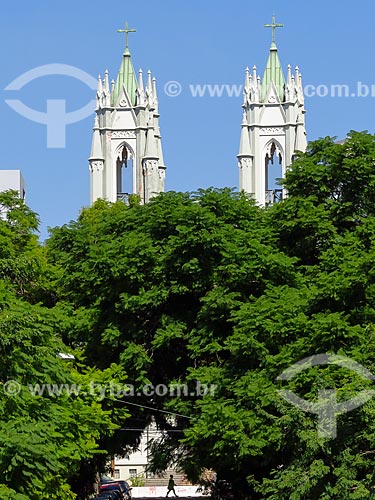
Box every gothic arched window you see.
[116,144,133,202]
[265,141,283,205]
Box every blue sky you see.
[1,0,374,240]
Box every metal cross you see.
[264,15,284,43]
[117,21,136,48]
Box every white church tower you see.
[89,22,166,205]
[237,16,307,206]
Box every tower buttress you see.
[88,116,104,202]
[238,110,253,193]
[237,16,307,206]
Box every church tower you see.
[237,16,307,206]
[89,22,166,205]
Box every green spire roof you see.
[112,22,138,106]
[112,48,138,106]
[262,15,285,101]
[261,41,285,101]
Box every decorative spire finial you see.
[264,14,284,44]
[117,21,136,49]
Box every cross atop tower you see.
[117,21,136,49]
[264,15,284,44]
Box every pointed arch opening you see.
[264,140,283,205]
[115,142,134,203]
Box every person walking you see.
[166,474,178,497]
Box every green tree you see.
[0,192,121,499]
[47,131,375,498]
[47,188,298,494]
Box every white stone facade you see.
[238,44,307,205]
[0,170,26,200]
[113,428,149,481]
[89,44,165,205]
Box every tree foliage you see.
[0,192,118,499]
[48,131,375,498]
[6,130,375,499]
